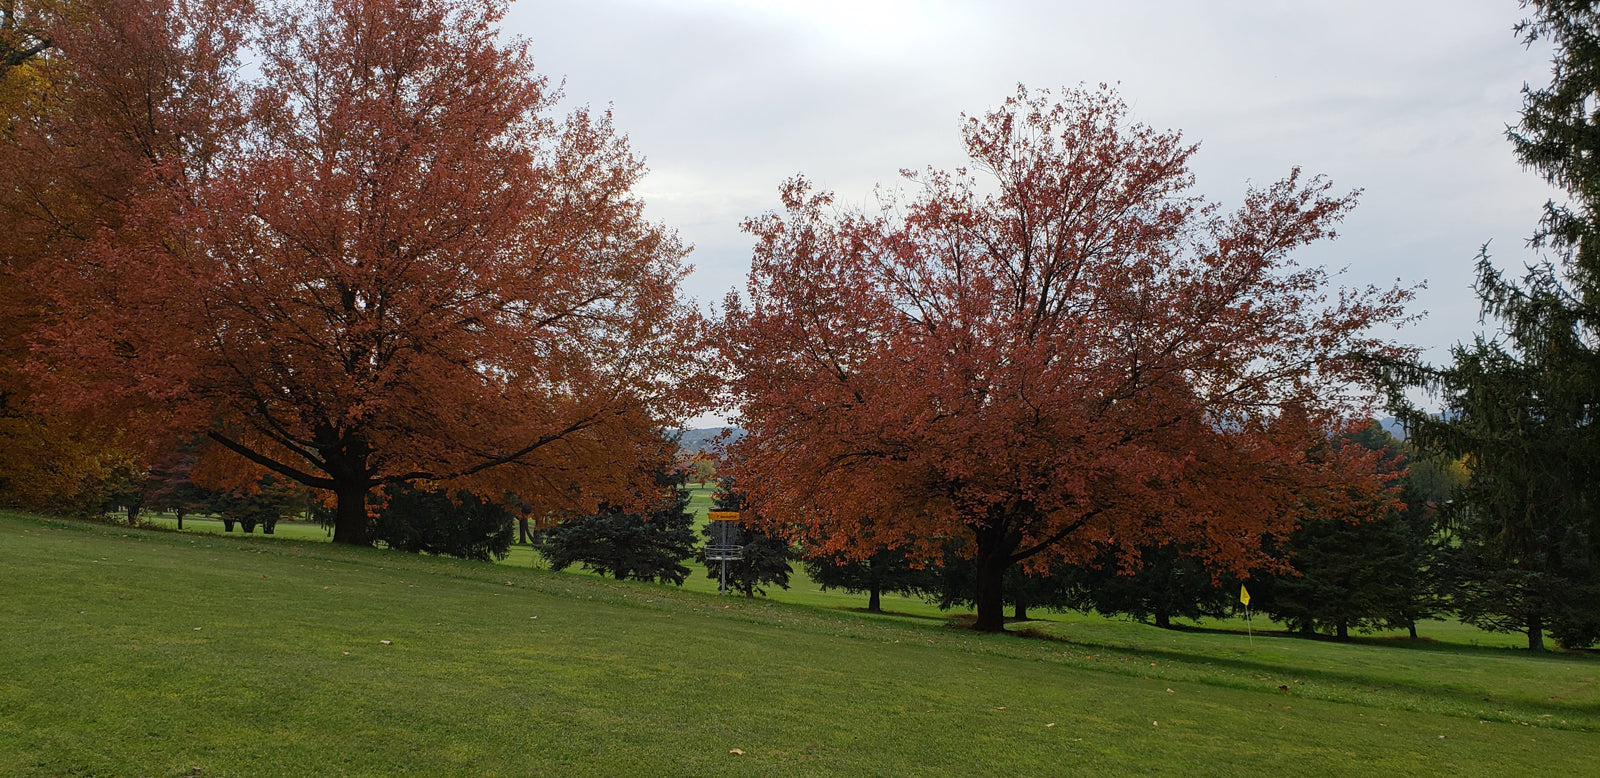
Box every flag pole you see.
[1240,584,1254,649]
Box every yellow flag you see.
[1239,585,1251,606]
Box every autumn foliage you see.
[10,0,703,541]
[718,86,1415,631]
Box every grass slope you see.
[2,510,1595,776]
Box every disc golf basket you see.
[705,511,744,595]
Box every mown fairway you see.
[2,510,1596,777]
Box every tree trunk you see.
[222,518,235,532]
[176,510,185,530]
[972,532,1013,632]
[126,505,140,526]
[1336,622,1349,640]
[867,583,882,613]
[331,480,371,546]
[1407,620,1418,640]
[518,516,534,545]
[1528,613,1545,651]
[1013,600,1029,621]
[1154,606,1172,630]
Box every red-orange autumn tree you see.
[718,86,1416,632]
[26,0,703,543]
[0,0,239,510]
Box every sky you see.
[503,1,1560,427]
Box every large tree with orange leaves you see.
[19,0,702,543]
[0,0,234,511]
[719,86,1416,631]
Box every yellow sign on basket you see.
[707,511,741,522]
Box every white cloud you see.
[506,0,1564,425]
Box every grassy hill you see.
[2,509,1596,776]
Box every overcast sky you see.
[504,1,1559,427]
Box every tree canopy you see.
[720,85,1415,631]
[14,0,704,543]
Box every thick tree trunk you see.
[972,535,1012,633]
[1336,622,1349,640]
[1407,620,1418,640]
[1528,613,1545,651]
[331,481,371,546]
[1154,606,1172,630]
[1013,600,1029,621]
[222,518,235,532]
[126,505,140,526]
[176,510,185,530]
[867,583,882,613]
[518,517,534,545]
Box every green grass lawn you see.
[2,509,1596,776]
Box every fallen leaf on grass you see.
[380,640,392,645]
[193,627,202,631]
[1166,688,1175,694]
[729,748,744,756]
[1046,723,1055,728]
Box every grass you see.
[3,508,1597,776]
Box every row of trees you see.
[1,0,705,550]
[794,422,1471,639]
[5,0,1590,649]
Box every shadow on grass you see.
[1110,620,1598,661]
[1005,624,1600,728]
[827,606,952,624]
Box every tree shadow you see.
[1006,625,1600,725]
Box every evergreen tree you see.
[372,484,515,562]
[208,475,301,535]
[928,539,1075,621]
[539,459,698,585]
[1259,424,1448,639]
[805,548,938,613]
[1062,543,1237,629]
[1383,1,1600,650]
[699,477,795,597]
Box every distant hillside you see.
[1378,416,1406,440]
[676,427,743,455]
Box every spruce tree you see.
[1063,543,1237,630]
[1384,0,1600,650]
[372,485,515,561]
[538,460,698,585]
[805,548,939,614]
[1259,424,1450,640]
